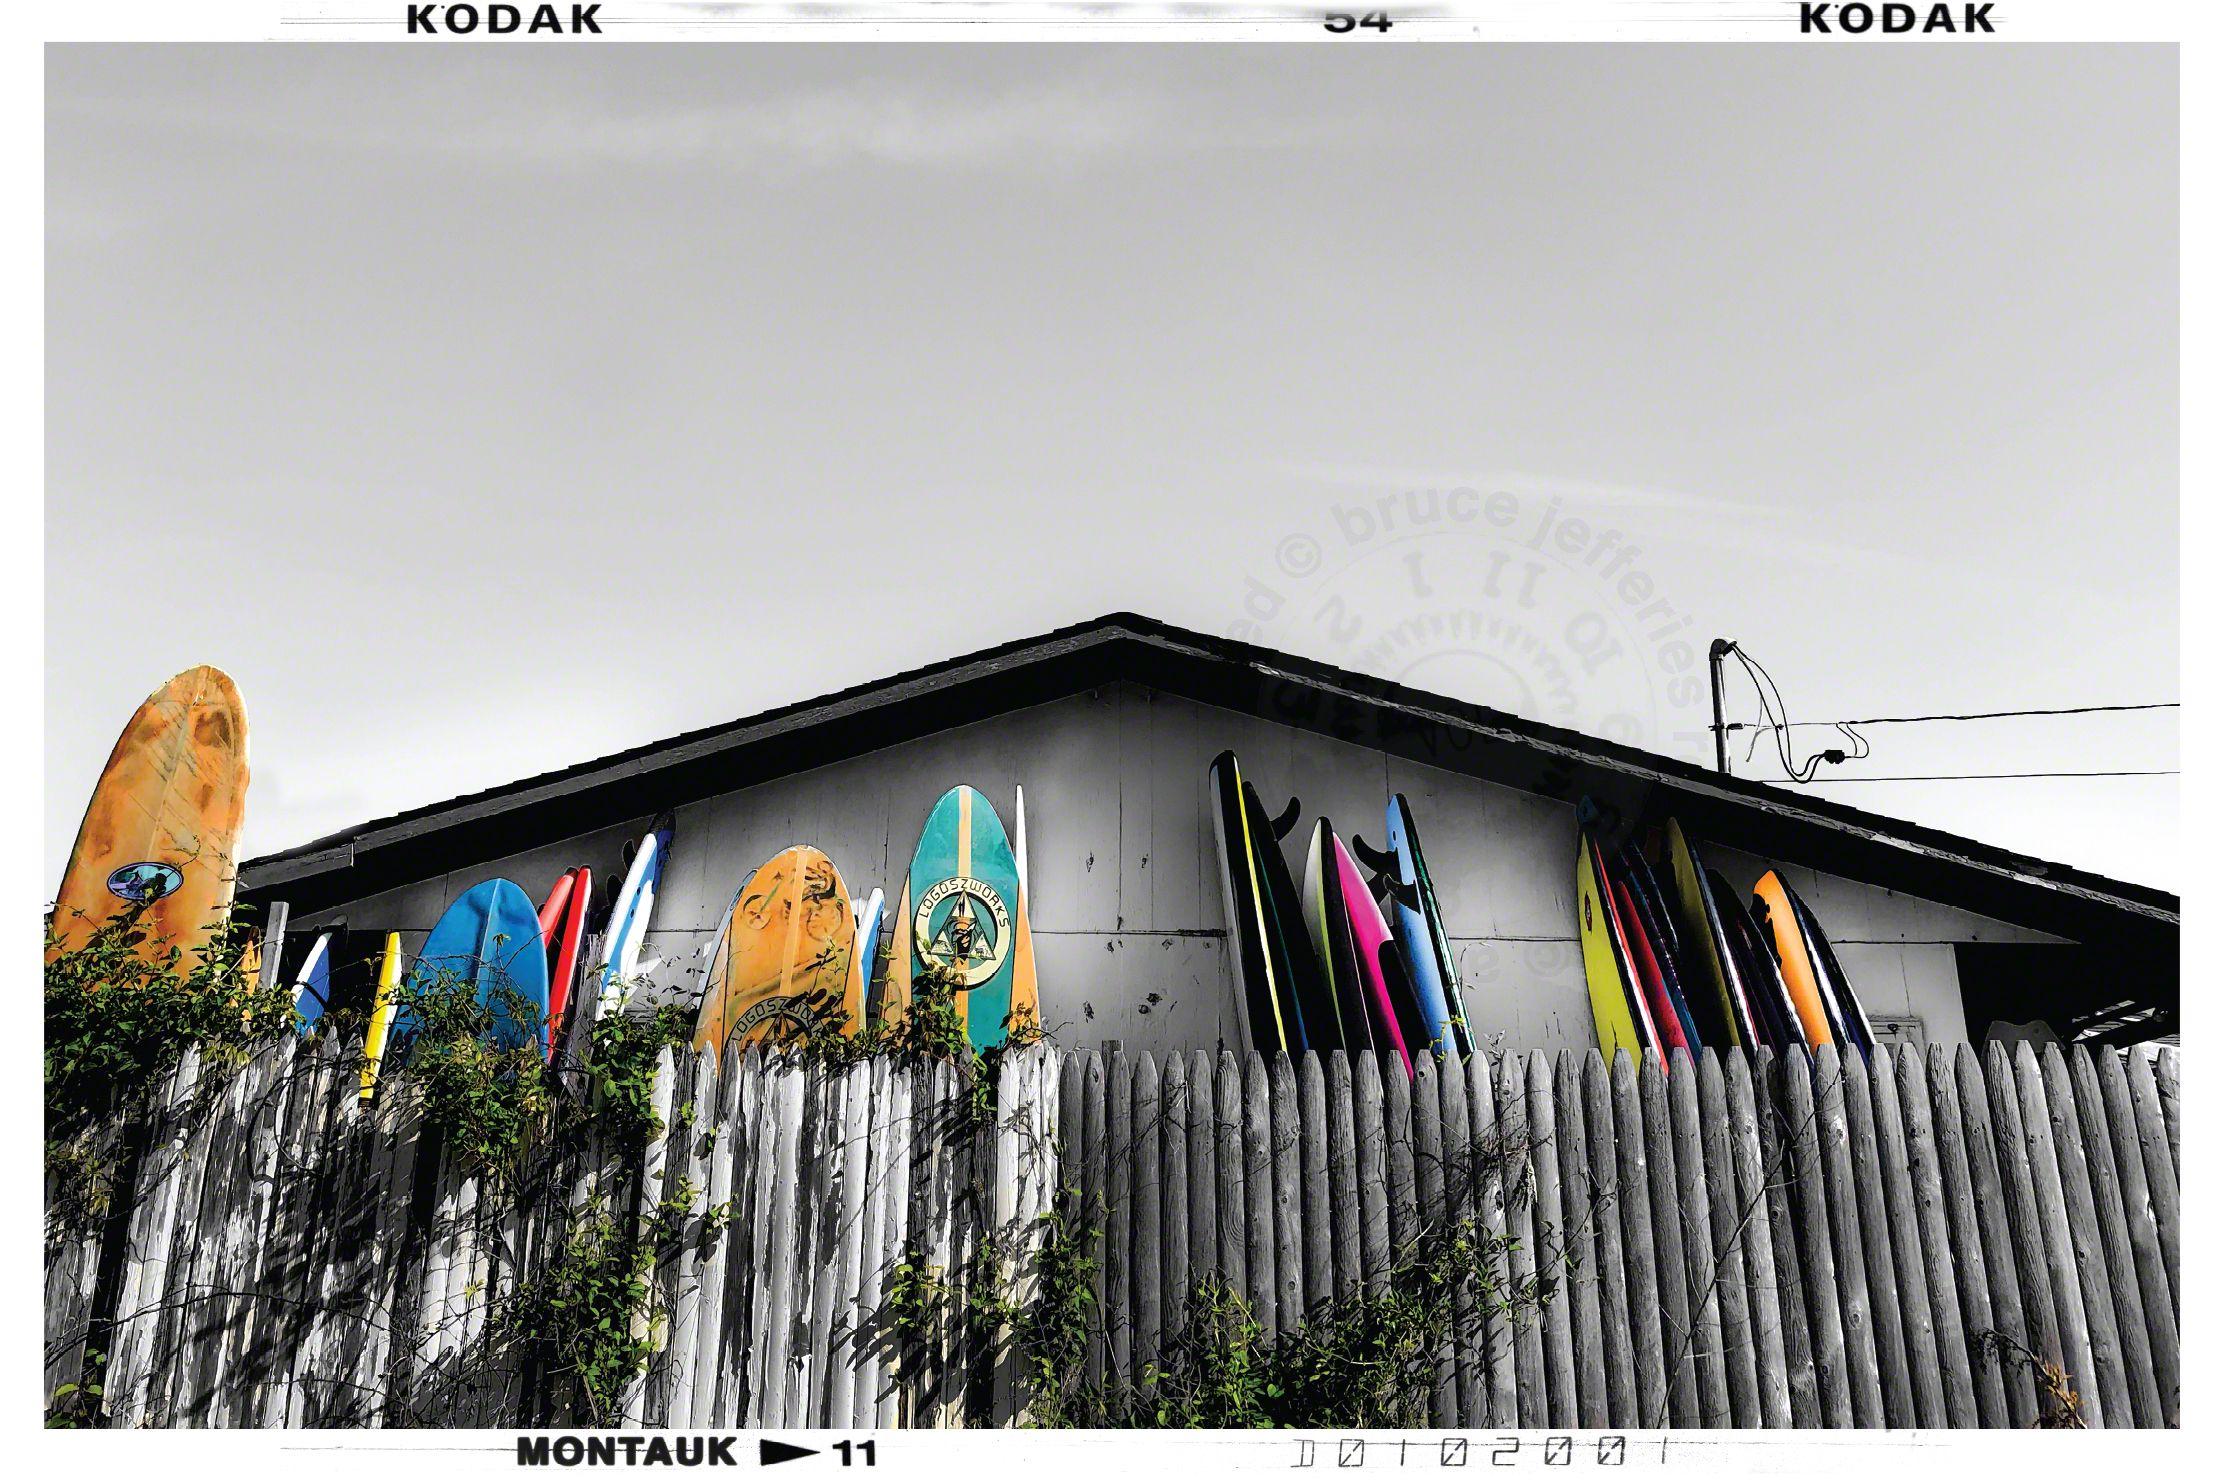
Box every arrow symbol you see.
[759,1440,820,1467]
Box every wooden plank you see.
[1270,1054,1304,1342]
[754,1056,807,1427]
[1854,1043,1934,1426]
[1580,1052,1638,1428]
[1524,1050,1577,1427]
[1131,1052,1164,1391]
[1242,1053,1276,1335]
[1978,1042,2062,1425]
[661,1048,716,1426]
[1412,1054,1455,1426]
[1381,1052,1420,1421]
[944,1058,981,1429]
[1609,1051,1668,1427]
[352,1077,427,1428]
[1162,1050,1194,1350]
[1636,1051,1698,1426]
[1214,1050,1246,1299]
[1469,1050,1516,1428]
[2120,1049,2179,1316]
[1051,1049,1084,1421]
[1723,1050,1792,1427]
[873,1054,914,1429]
[620,1048,678,1425]
[1444,1052,1486,1426]
[2094,1047,2178,1425]
[1835,1046,1919,1427]
[1809,1047,1883,1427]
[1890,1043,1978,1427]
[2152,1047,2179,1177]
[691,1049,745,1426]
[1491,1052,1542,1425]
[990,1050,1025,1428]
[728,1051,780,1428]
[1352,1051,1390,1301]
[2052,1045,2155,1427]
[1079,1050,1109,1406]
[1296,1054,1332,1318]
[145,1052,235,1425]
[2006,1043,2102,1426]
[808,1065,853,1426]
[210,1041,303,1425]
[1105,1050,1134,1394]
[171,1051,258,1424]
[1695,1051,1760,1428]
[2032,1043,2133,1427]
[1919,1046,2007,1428]
[1665,1052,1729,1428]
[1777,1049,1851,1427]
[1186,1049,1217,1309]
[1327,1053,1362,1305]
[826,1058,874,1427]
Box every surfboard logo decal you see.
[913,875,1012,987]
[107,861,184,903]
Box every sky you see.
[46,43,2178,892]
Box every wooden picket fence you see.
[44,1037,2178,1429]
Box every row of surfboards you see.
[1209,750,1877,1070]
[280,784,1043,1098]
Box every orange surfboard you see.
[50,666,249,966]
[1753,870,1834,1049]
[692,846,859,1051]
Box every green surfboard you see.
[904,784,1026,1051]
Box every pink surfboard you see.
[1330,832,1413,1076]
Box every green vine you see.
[44,904,293,1231]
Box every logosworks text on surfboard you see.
[517,1435,738,1467]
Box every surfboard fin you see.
[1268,795,1302,840]
[1350,835,1398,876]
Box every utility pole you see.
[1709,639,1734,774]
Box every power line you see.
[1724,700,2178,733]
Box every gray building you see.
[241,614,2179,1052]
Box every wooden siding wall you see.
[46,1039,2178,1430]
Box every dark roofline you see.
[240,612,2178,944]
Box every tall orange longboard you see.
[1753,870,1836,1050]
[692,846,859,1051]
[50,666,249,965]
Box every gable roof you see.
[239,612,2178,948]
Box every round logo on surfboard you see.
[913,876,1012,987]
[107,861,184,903]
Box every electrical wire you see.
[1724,700,2177,733]
[1724,641,1867,783]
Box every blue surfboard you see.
[395,878,552,1055]
[1387,794,1475,1057]
[292,930,334,1033]
[1383,796,1460,1056]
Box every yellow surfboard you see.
[693,847,859,1051]
[1576,833,1645,1062]
[50,666,249,966]
[1753,871,1835,1049]
[361,931,403,1100]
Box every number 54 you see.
[1325,11,1392,32]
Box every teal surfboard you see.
[904,785,1025,1051]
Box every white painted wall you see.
[287,683,2054,1051]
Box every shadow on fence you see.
[45,1037,2179,1430]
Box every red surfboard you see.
[540,866,591,1061]
[1612,878,1688,1059]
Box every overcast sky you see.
[47,43,2177,892]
